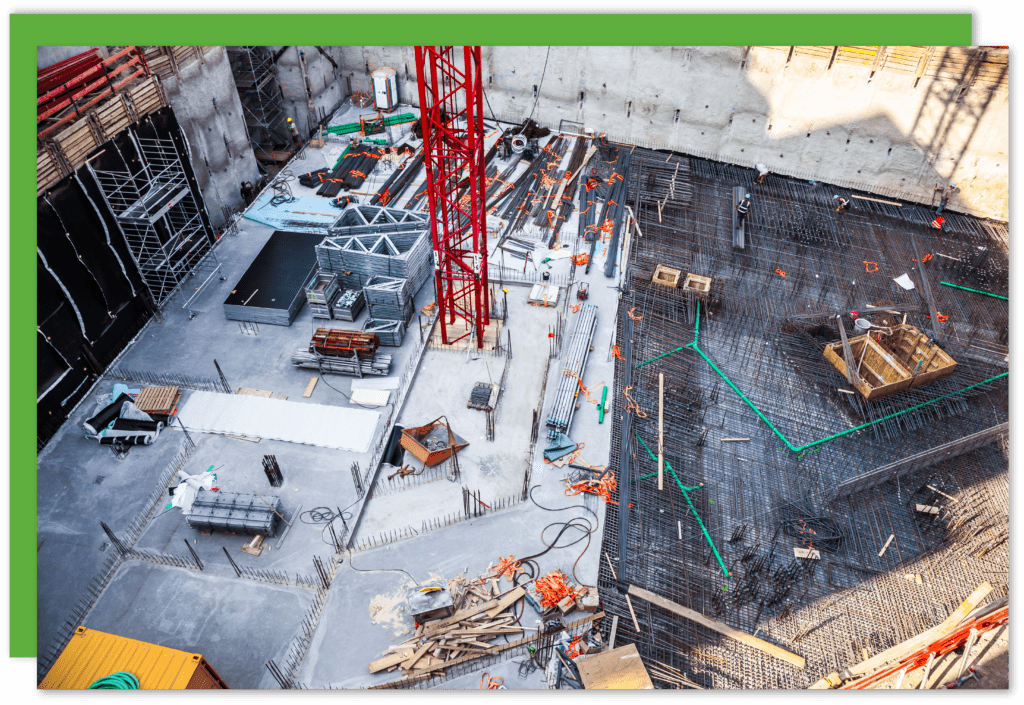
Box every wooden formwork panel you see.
[37,146,65,195]
[53,119,100,171]
[824,324,956,400]
[93,95,132,141]
[884,46,928,73]
[128,77,165,117]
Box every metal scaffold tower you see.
[90,134,221,311]
[414,46,489,347]
[227,46,286,160]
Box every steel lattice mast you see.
[414,46,489,347]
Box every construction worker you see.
[735,193,752,223]
[936,184,958,215]
[756,163,770,184]
[287,117,300,145]
[833,195,851,212]
[239,181,254,205]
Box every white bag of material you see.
[893,273,916,290]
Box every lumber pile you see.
[369,562,543,678]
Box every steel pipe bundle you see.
[546,304,598,438]
[291,349,393,376]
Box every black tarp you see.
[37,106,213,449]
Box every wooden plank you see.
[628,585,806,668]
[368,647,415,673]
[303,377,319,398]
[658,373,664,491]
[371,612,606,685]
[400,640,435,671]
[484,586,526,618]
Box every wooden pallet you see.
[53,119,101,172]
[135,386,181,415]
[92,94,132,142]
[37,145,65,195]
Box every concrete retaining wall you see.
[159,46,260,229]
[272,46,347,138]
[337,46,1008,221]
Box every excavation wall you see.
[338,46,1008,220]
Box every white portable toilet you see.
[371,67,398,112]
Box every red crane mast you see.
[414,46,489,347]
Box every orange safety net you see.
[535,570,584,608]
[863,261,879,273]
[775,269,786,278]
[571,253,589,266]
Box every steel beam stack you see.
[546,304,599,439]
[185,490,280,536]
[315,228,432,294]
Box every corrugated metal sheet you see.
[40,627,203,689]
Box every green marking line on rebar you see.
[939,281,1008,300]
[660,300,1008,454]
[634,434,729,578]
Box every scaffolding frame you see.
[90,133,220,311]
[227,46,286,161]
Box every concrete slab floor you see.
[37,109,629,687]
[295,488,604,689]
[83,561,317,689]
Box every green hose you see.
[685,300,1008,453]
[939,281,1008,301]
[88,672,139,689]
[634,434,729,578]
[598,386,608,423]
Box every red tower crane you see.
[414,46,489,347]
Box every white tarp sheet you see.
[176,391,380,452]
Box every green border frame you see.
[11,12,972,659]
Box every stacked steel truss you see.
[90,135,220,309]
[227,46,286,160]
[415,46,489,347]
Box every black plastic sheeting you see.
[37,106,214,450]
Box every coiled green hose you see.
[88,672,139,689]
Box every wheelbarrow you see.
[399,416,469,467]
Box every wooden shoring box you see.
[652,265,681,288]
[682,272,712,298]
[824,324,956,400]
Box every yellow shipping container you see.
[40,627,228,690]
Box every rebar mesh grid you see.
[596,151,1009,689]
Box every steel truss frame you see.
[414,46,489,347]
